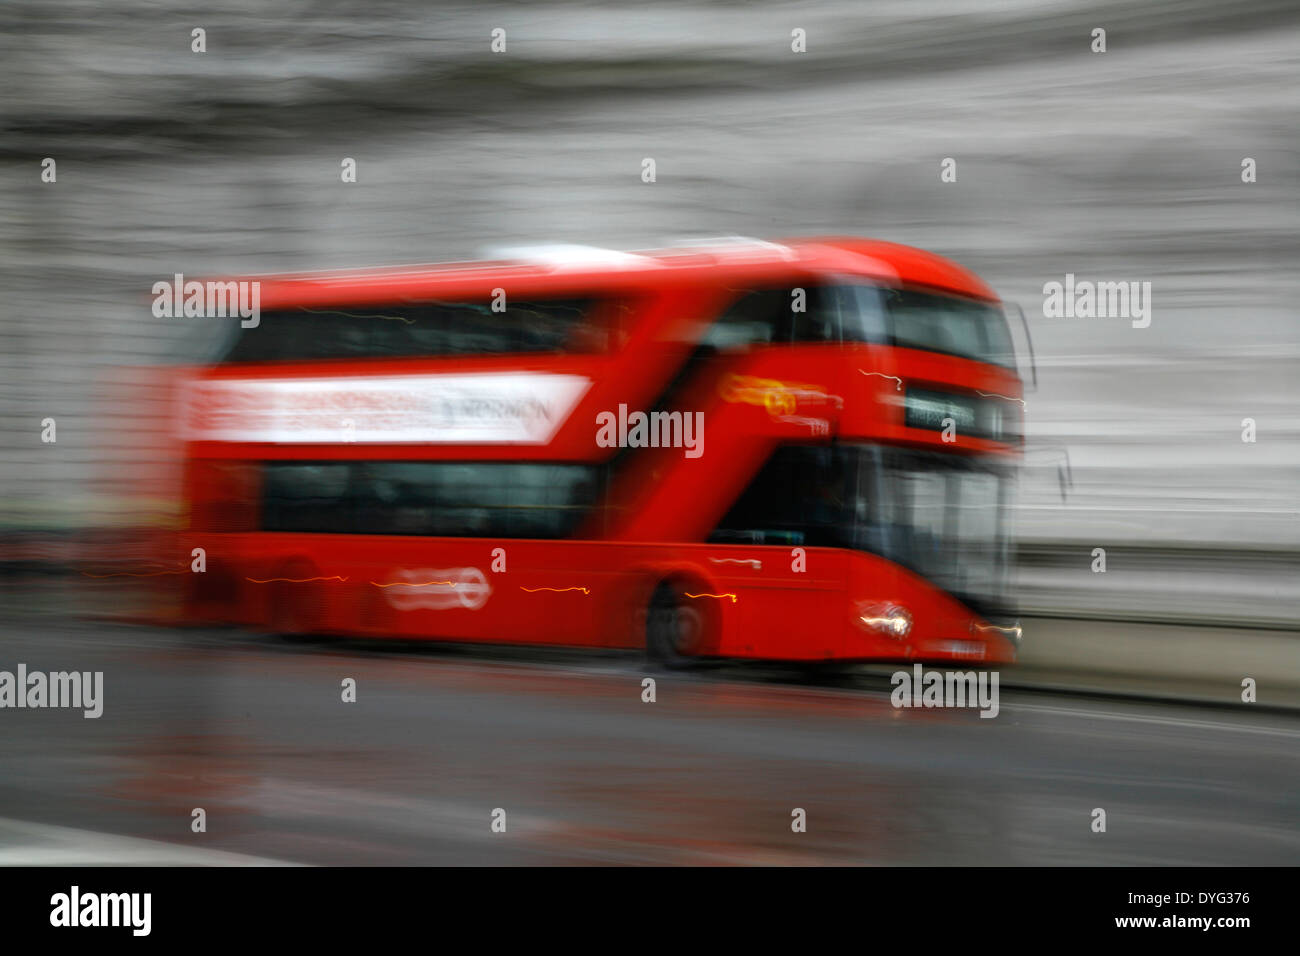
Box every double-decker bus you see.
[175,237,1025,665]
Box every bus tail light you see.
[855,602,912,640]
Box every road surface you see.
[0,620,1295,865]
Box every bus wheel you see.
[646,581,706,669]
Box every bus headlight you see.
[855,602,912,640]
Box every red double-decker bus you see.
[175,237,1025,665]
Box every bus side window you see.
[702,289,784,350]
[790,285,852,343]
[705,286,850,347]
[260,461,600,539]
[709,445,849,547]
[567,298,635,352]
[841,285,890,344]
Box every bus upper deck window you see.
[840,285,889,345]
[703,289,783,350]
[787,286,840,343]
[222,297,609,362]
[706,285,850,349]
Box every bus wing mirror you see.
[1025,443,1073,503]
[1006,302,1037,391]
[1057,454,1073,503]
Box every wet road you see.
[0,620,1295,865]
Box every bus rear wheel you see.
[646,581,707,669]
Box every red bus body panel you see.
[164,238,1021,664]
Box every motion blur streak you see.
[0,0,1297,865]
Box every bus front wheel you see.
[646,581,707,669]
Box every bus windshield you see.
[710,443,1014,619]
[868,287,1015,370]
[865,446,1013,618]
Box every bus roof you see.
[234,237,999,311]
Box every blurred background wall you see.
[1,0,1296,624]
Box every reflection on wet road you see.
[1,622,1294,865]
